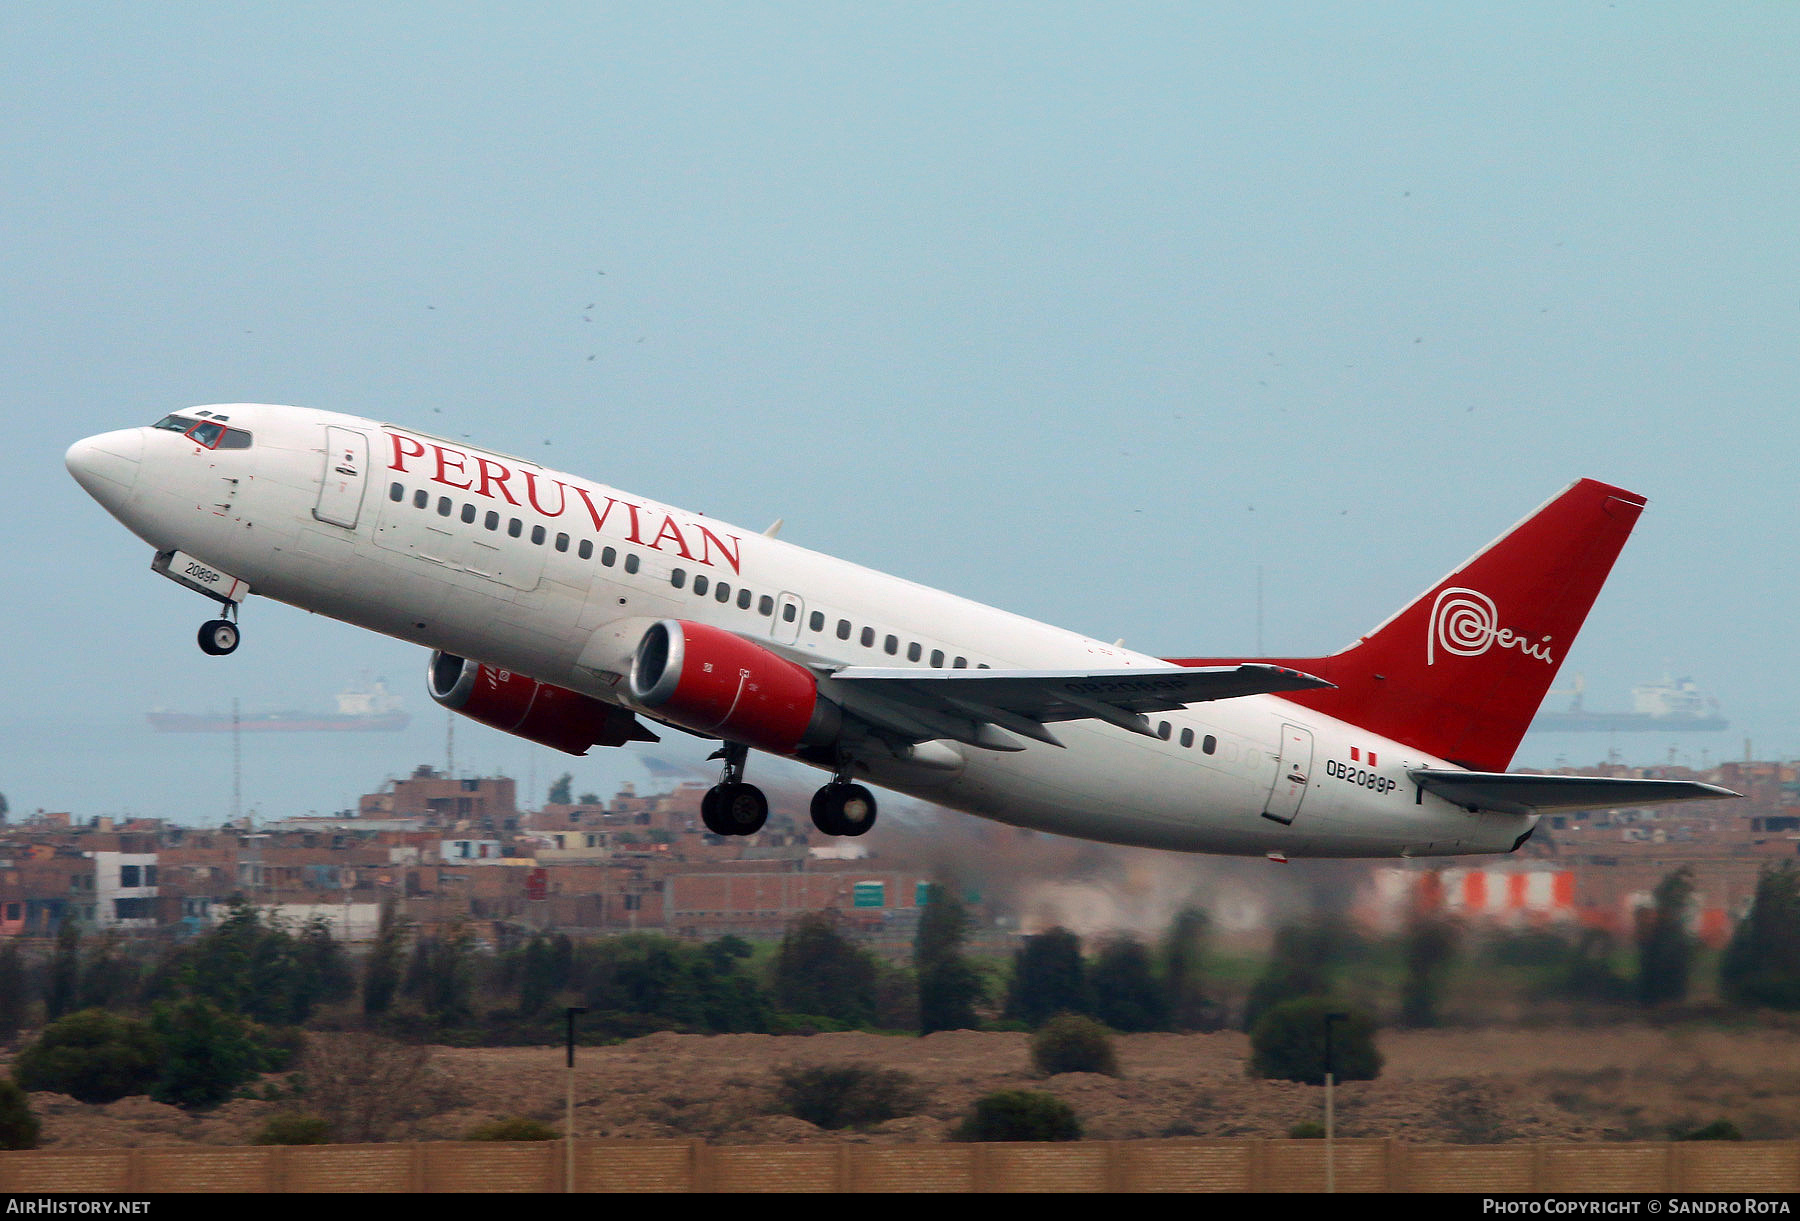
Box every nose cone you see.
[66,429,144,514]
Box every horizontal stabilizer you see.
[1409,769,1739,816]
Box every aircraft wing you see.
[1409,769,1740,816]
[819,663,1332,751]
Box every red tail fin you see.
[1169,479,1647,771]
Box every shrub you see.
[11,1009,159,1103]
[0,1078,39,1150]
[1031,1014,1120,1077]
[1288,1121,1325,1139]
[773,1064,922,1130]
[254,1112,332,1145]
[464,1116,559,1141]
[1677,1119,1743,1141]
[1247,997,1381,1084]
[954,1090,1081,1142]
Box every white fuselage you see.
[69,404,1531,858]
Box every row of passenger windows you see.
[390,483,641,572]
[1156,721,1218,754]
[390,480,986,671]
[669,565,983,668]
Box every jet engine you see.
[628,619,839,754]
[428,652,657,755]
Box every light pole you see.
[1324,1011,1347,1194]
[565,1006,588,1193]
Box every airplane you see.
[66,404,1735,858]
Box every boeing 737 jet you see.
[66,404,1733,858]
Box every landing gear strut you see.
[701,743,768,837]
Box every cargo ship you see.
[147,681,409,733]
[1533,674,1728,733]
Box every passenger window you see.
[579,540,593,560]
[759,595,775,616]
[1203,735,1217,754]
[737,588,752,610]
[716,582,731,603]
[907,642,921,662]
[531,525,546,545]
[507,518,522,537]
[555,533,569,552]
[624,553,639,574]
[485,511,499,530]
[860,627,875,648]
[671,568,686,590]
[389,483,404,502]
[953,657,967,669]
[461,504,476,524]
[693,575,708,596]
[810,611,824,632]
[602,546,616,566]
[438,497,453,516]
[1158,721,1172,740]
[884,635,898,655]
[413,490,428,509]
[1180,728,1194,748]
[837,619,851,640]
[930,649,944,667]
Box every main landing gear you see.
[810,772,877,838]
[701,743,769,837]
[698,747,880,839]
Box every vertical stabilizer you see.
[1169,479,1647,771]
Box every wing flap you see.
[1409,769,1740,816]
[822,663,1332,748]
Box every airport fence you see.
[3,1137,1798,1192]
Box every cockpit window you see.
[152,413,251,449]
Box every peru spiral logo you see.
[1428,587,1499,666]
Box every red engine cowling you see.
[627,619,839,754]
[428,652,657,756]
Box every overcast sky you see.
[5,4,1796,824]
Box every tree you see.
[11,1009,159,1103]
[914,884,982,1034]
[44,920,80,1022]
[1160,906,1221,1031]
[1004,928,1090,1026]
[362,899,408,1018]
[1721,866,1800,1010]
[0,1078,37,1150]
[1243,921,1342,1032]
[547,773,573,805]
[300,1033,440,1143]
[1248,997,1382,1084]
[773,913,878,1027]
[0,941,28,1042]
[1090,936,1166,1032]
[150,998,271,1109]
[1400,915,1460,1027]
[1637,867,1695,1006]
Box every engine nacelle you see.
[628,619,839,755]
[428,652,656,756]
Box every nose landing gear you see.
[197,609,240,656]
